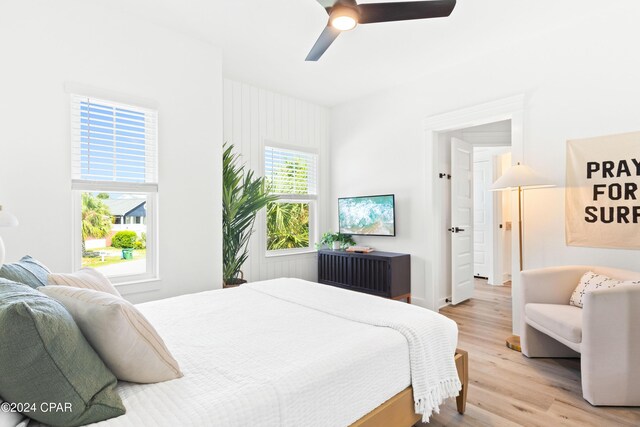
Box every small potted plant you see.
[317,232,356,250]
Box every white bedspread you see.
[246,279,461,422]
[86,278,458,427]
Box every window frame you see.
[263,143,319,257]
[70,93,159,285]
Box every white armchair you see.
[520,265,640,406]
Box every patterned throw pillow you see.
[570,271,640,308]
[40,286,183,384]
[48,268,121,296]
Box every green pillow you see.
[0,280,125,426]
[0,255,51,288]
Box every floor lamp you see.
[0,205,19,269]
[491,163,555,351]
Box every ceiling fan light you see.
[330,6,359,31]
[331,15,357,31]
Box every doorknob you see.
[448,227,465,233]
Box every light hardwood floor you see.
[426,279,640,427]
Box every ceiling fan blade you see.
[314,0,336,7]
[359,0,456,24]
[305,25,341,61]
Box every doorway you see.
[423,95,524,335]
[437,121,512,306]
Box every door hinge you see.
[438,173,451,179]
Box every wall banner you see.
[566,131,640,249]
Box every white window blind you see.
[71,95,158,186]
[264,146,318,197]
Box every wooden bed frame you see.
[350,349,468,427]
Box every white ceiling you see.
[113,0,601,106]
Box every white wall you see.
[223,79,330,282]
[0,0,223,303]
[330,7,640,310]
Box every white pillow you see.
[0,400,26,427]
[39,286,183,384]
[570,271,640,308]
[47,268,121,296]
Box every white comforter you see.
[90,278,458,427]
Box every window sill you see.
[264,249,317,258]
[114,277,161,296]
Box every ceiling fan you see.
[306,0,457,61]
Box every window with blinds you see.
[264,146,317,197]
[71,95,158,185]
[70,94,158,283]
[264,145,318,254]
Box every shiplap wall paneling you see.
[223,79,330,283]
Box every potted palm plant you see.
[223,144,277,288]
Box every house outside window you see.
[264,145,318,255]
[71,95,158,283]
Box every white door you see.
[451,137,474,305]
[473,150,492,279]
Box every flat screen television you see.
[338,194,395,236]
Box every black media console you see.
[317,249,411,303]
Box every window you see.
[264,145,318,254]
[71,95,158,283]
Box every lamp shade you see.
[0,206,19,227]
[491,163,555,191]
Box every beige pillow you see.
[39,286,183,384]
[48,268,121,296]
[570,271,640,308]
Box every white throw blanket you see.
[246,278,461,422]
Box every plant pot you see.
[223,278,247,288]
[332,242,341,250]
[223,271,247,288]
[122,248,134,260]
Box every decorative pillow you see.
[40,286,183,384]
[0,279,125,426]
[570,271,640,308]
[0,399,26,427]
[0,255,50,289]
[48,268,121,296]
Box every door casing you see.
[423,95,525,335]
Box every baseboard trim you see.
[410,296,427,308]
[410,296,452,311]
[438,296,451,310]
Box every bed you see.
[86,278,467,427]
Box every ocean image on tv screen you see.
[339,195,395,236]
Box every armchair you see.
[520,265,640,406]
